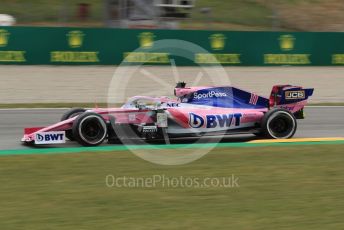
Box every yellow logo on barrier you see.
[279,34,295,51]
[138,32,155,49]
[67,31,84,48]
[210,34,226,50]
[0,29,10,47]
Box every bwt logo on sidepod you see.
[193,91,227,100]
[189,113,242,128]
[35,131,66,144]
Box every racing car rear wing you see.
[269,85,314,117]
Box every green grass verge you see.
[2,0,272,27]
[1,145,344,229]
[0,0,310,31]
[2,0,342,31]
[187,0,272,28]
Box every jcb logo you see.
[285,90,305,100]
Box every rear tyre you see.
[261,108,297,139]
[61,108,86,141]
[72,112,107,146]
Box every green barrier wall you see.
[1,26,344,66]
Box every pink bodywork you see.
[22,108,156,142]
[22,85,311,143]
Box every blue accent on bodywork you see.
[183,87,269,109]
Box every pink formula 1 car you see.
[22,82,314,147]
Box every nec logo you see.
[285,90,305,100]
[35,131,65,144]
[166,103,180,107]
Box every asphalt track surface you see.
[0,107,343,150]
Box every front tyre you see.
[61,108,86,141]
[61,108,86,121]
[72,112,108,146]
[261,109,297,139]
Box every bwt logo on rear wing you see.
[35,131,66,144]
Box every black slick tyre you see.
[61,108,86,141]
[261,108,297,139]
[72,112,107,146]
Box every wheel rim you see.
[267,112,295,138]
[79,115,107,144]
